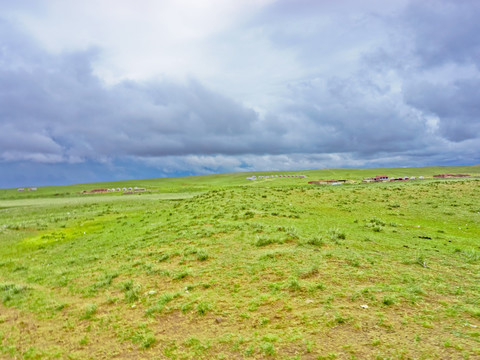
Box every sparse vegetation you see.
[0,167,479,358]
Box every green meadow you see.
[0,166,479,359]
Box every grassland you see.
[0,166,479,359]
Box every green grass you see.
[0,166,479,358]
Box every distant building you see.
[82,188,109,194]
[363,175,389,183]
[434,174,470,178]
[28,187,37,191]
[309,180,345,185]
[17,188,25,191]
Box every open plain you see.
[0,166,479,359]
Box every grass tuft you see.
[81,303,97,320]
[0,283,29,304]
[327,228,346,242]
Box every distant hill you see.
[1,165,479,200]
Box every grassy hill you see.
[1,165,479,200]
[0,166,479,359]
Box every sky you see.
[1,0,479,187]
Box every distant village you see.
[246,173,472,185]
[15,186,148,194]
[14,173,474,193]
[360,173,470,183]
[81,187,147,194]
[246,174,307,181]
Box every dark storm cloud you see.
[277,75,429,155]
[258,0,480,154]
[1,0,480,188]
[399,0,480,143]
[232,0,433,158]
[404,78,480,142]
[2,11,431,168]
[403,0,480,69]
[0,20,266,164]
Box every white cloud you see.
[5,0,275,84]
[1,0,480,187]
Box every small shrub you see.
[244,211,255,219]
[159,292,176,305]
[327,228,346,242]
[349,259,360,268]
[312,282,326,291]
[196,251,209,261]
[184,336,210,353]
[304,236,324,247]
[408,286,425,296]
[255,236,274,247]
[416,254,428,268]
[462,250,480,263]
[288,278,301,291]
[0,283,29,304]
[369,217,386,226]
[244,345,255,356]
[260,342,275,356]
[382,296,396,306]
[121,281,141,303]
[173,271,189,280]
[157,253,169,262]
[197,301,211,315]
[333,313,348,324]
[285,226,299,239]
[141,334,156,349]
[121,280,133,291]
[259,317,270,326]
[299,265,319,278]
[262,333,278,342]
[132,329,156,349]
[255,236,283,247]
[365,217,386,232]
[145,292,178,317]
[181,302,193,313]
[93,272,119,290]
[260,253,278,261]
[81,303,97,319]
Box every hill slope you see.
[0,167,479,359]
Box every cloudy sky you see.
[1,0,479,187]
